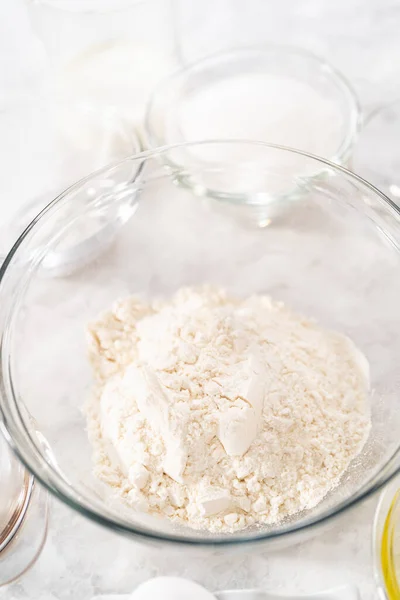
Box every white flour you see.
[86,287,370,532]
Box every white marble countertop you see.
[0,495,380,599]
[1,0,399,597]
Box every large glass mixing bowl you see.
[1,141,400,549]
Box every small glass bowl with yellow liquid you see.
[374,476,400,599]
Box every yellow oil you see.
[381,489,400,599]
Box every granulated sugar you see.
[85,286,370,532]
[170,74,345,159]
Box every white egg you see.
[131,577,216,600]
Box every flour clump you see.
[86,286,371,532]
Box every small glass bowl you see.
[373,476,400,599]
[144,46,361,166]
[144,47,362,225]
[0,433,48,586]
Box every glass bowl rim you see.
[144,44,362,167]
[1,139,400,547]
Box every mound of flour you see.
[85,287,370,532]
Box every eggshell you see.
[131,577,216,600]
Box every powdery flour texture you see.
[86,287,370,532]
